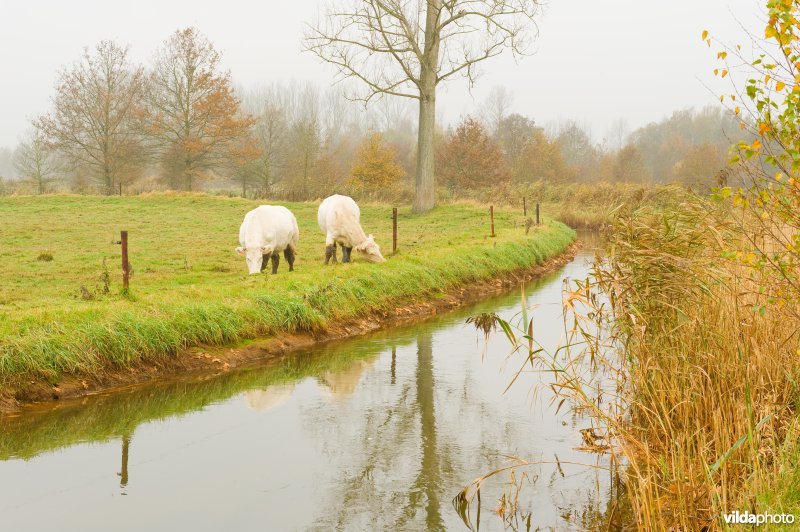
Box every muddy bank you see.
[1,243,579,411]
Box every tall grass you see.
[583,200,800,528]
[460,196,800,528]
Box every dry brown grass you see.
[582,200,800,529]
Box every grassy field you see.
[0,193,575,385]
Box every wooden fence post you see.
[392,207,398,254]
[536,203,540,225]
[490,205,495,237]
[121,230,130,292]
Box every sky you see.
[0,0,765,149]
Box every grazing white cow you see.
[317,194,385,264]
[236,205,299,274]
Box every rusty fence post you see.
[121,230,130,292]
[392,207,398,254]
[523,197,527,216]
[490,205,495,237]
[536,203,540,225]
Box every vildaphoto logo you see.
[723,510,796,526]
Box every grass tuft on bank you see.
[0,194,574,385]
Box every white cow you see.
[317,194,385,264]
[236,205,299,274]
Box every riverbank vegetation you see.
[587,200,800,528]
[593,6,800,526]
[484,5,800,527]
[0,194,574,388]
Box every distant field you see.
[0,194,575,383]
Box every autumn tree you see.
[306,1,540,212]
[438,116,510,189]
[145,28,255,191]
[628,106,739,182]
[516,129,570,183]
[612,144,650,182]
[349,133,405,187]
[707,0,800,311]
[37,40,146,194]
[673,142,725,187]
[495,113,536,169]
[14,130,60,194]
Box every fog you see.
[0,0,763,150]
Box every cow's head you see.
[236,245,273,274]
[355,235,385,263]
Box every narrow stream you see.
[0,235,616,531]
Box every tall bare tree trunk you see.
[413,0,442,213]
[414,93,436,212]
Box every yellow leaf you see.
[701,30,709,41]
[759,123,771,134]
[766,25,778,39]
[717,51,728,60]
[752,139,762,149]
[735,106,741,115]
[714,69,719,76]
[776,80,787,91]
[766,74,772,84]
[722,69,728,78]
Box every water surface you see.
[0,238,614,531]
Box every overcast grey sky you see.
[0,0,764,149]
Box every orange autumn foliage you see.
[437,117,511,190]
[348,133,405,187]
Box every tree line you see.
[2,27,740,199]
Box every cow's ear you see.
[235,247,245,256]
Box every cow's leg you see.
[324,244,337,265]
[324,234,338,265]
[284,246,295,272]
[260,253,270,272]
[271,253,280,274]
[341,243,352,263]
[344,246,353,263]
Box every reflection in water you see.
[245,384,296,412]
[415,332,444,531]
[0,237,618,531]
[391,346,397,385]
[119,433,131,490]
[317,358,376,398]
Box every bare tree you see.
[306,0,539,212]
[284,84,322,199]
[14,130,60,194]
[145,27,255,191]
[0,148,15,180]
[606,117,629,151]
[482,85,515,136]
[37,41,146,195]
